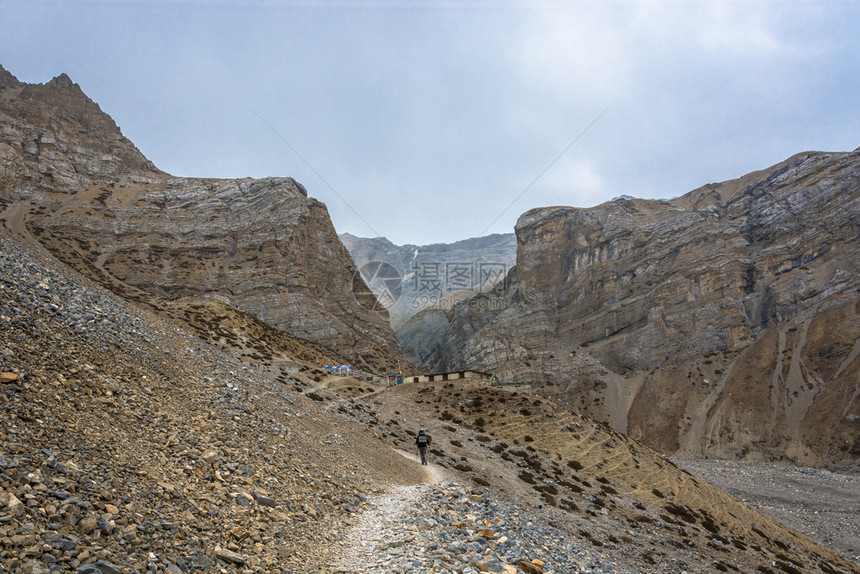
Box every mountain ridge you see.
[0,66,407,375]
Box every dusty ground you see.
[342,378,860,573]
[677,458,860,565]
[4,228,859,573]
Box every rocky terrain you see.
[340,233,517,329]
[401,148,860,468]
[0,65,403,374]
[0,230,426,573]
[3,64,860,573]
[675,459,860,565]
[3,229,859,573]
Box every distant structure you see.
[409,370,492,384]
[196,291,236,306]
[325,365,353,376]
[492,380,533,393]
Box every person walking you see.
[416,428,431,465]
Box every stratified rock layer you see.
[405,149,860,467]
[341,232,517,329]
[0,66,402,372]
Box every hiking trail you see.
[331,448,451,572]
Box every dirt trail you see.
[393,447,450,484]
[332,448,451,572]
[1,202,40,246]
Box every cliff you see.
[341,232,517,328]
[402,149,860,467]
[0,66,404,373]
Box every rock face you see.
[0,66,402,372]
[404,149,860,467]
[340,232,517,328]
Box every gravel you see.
[676,458,860,565]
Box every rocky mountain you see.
[0,230,427,573]
[2,230,858,573]
[0,65,404,374]
[2,65,859,572]
[401,148,860,469]
[340,232,517,328]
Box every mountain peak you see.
[47,72,77,89]
[0,64,23,88]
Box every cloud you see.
[540,156,605,204]
[3,0,858,246]
[695,2,782,55]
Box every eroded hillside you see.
[0,66,403,374]
[402,149,860,468]
[0,231,424,573]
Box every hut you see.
[407,370,493,384]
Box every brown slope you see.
[353,378,859,573]
[165,296,417,377]
[0,230,424,573]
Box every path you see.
[393,447,451,484]
[331,448,450,572]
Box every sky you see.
[2,0,858,245]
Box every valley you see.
[1,65,858,573]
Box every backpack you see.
[418,433,428,445]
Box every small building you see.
[325,365,354,376]
[197,291,236,306]
[408,370,493,384]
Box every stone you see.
[252,491,277,508]
[215,547,246,564]
[3,492,23,509]
[93,560,122,574]
[518,560,543,574]
[77,515,98,534]
[45,533,78,551]
[0,372,19,384]
[96,516,113,533]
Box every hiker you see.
[416,428,431,465]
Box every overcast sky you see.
[2,1,858,245]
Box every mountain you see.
[2,230,858,573]
[400,149,860,469]
[340,232,517,328]
[1,66,858,572]
[0,66,405,374]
